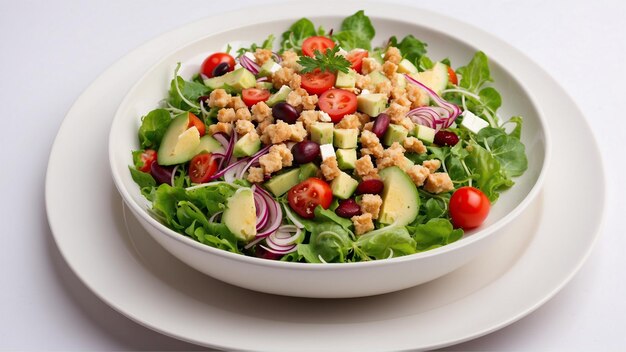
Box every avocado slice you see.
[195,135,224,155]
[310,122,334,145]
[157,112,201,166]
[330,171,359,200]
[368,71,390,86]
[264,168,301,197]
[397,59,418,74]
[336,149,357,170]
[258,60,279,78]
[266,85,292,107]
[333,128,359,149]
[410,62,448,94]
[222,188,257,242]
[233,132,261,158]
[378,166,420,226]
[256,82,274,90]
[203,68,256,93]
[298,162,319,182]
[357,93,387,117]
[335,69,356,88]
[414,124,436,144]
[382,124,409,147]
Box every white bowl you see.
[109,12,550,298]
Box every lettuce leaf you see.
[413,218,463,251]
[138,109,171,149]
[355,225,417,259]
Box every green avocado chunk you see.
[264,168,301,197]
[203,68,256,93]
[378,166,419,226]
[383,124,409,146]
[330,171,359,200]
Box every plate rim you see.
[45,2,606,350]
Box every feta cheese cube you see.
[320,143,336,160]
[460,110,489,134]
[269,62,282,74]
[243,52,256,62]
[360,89,371,95]
[318,111,332,122]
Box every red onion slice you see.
[271,52,282,63]
[208,211,222,223]
[239,54,260,75]
[254,186,283,238]
[404,74,461,129]
[283,203,305,229]
[237,145,271,180]
[260,244,296,255]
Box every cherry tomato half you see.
[318,89,357,123]
[346,50,369,73]
[287,178,333,219]
[189,153,219,184]
[449,186,490,229]
[201,52,235,78]
[301,69,336,95]
[301,36,336,57]
[187,112,205,136]
[242,88,271,107]
[447,66,458,85]
[137,149,157,173]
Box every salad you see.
[129,11,527,263]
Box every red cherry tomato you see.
[300,69,336,95]
[187,112,205,136]
[301,36,335,57]
[346,50,369,73]
[447,66,458,85]
[449,186,490,229]
[318,89,358,123]
[189,153,219,184]
[137,149,157,173]
[287,178,333,219]
[241,88,271,107]
[200,52,235,78]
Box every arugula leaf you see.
[298,46,351,73]
[137,109,171,149]
[307,223,352,263]
[413,218,463,251]
[418,55,434,71]
[332,10,375,50]
[355,224,417,259]
[332,31,372,51]
[506,116,524,140]
[457,51,492,92]
[168,75,210,113]
[280,18,316,52]
[340,10,375,40]
[314,206,354,234]
[389,34,428,67]
[478,87,502,113]
[476,128,528,178]
[464,141,513,201]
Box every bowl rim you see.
[108,10,552,270]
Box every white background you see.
[1,0,624,350]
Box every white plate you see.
[45,2,605,350]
